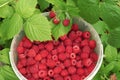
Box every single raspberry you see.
[27,58,36,66]
[45,42,54,51]
[81,39,89,47]
[58,53,67,61]
[66,46,72,53]
[32,45,39,53]
[18,54,26,59]
[27,49,36,57]
[54,66,62,74]
[25,73,32,79]
[27,77,35,80]
[17,61,23,69]
[40,50,49,58]
[52,55,58,61]
[53,18,60,24]
[35,54,42,61]
[18,41,23,47]
[89,40,96,49]
[77,68,85,75]
[90,52,98,62]
[64,76,71,80]
[63,19,70,26]
[22,36,28,41]
[55,76,64,80]
[32,73,39,79]
[47,54,52,59]
[64,59,71,67]
[71,74,80,80]
[43,77,51,80]
[38,43,44,50]
[82,46,91,53]
[61,70,68,77]
[71,23,79,31]
[64,38,72,46]
[51,49,57,55]
[73,45,81,53]
[47,59,56,68]
[23,38,32,48]
[88,63,95,73]
[29,64,39,73]
[17,46,24,54]
[80,52,89,59]
[75,37,82,43]
[49,11,56,18]
[83,58,92,67]
[65,53,70,58]
[76,56,81,60]
[70,53,76,59]
[68,66,76,74]
[48,69,54,77]
[76,60,83,68]
[39,63,47,70]
[19,68,26,75]
[56,61,61,66]
[80,76,85,80]
[84,68,89,76]
[68,31,77,41]
[20,58,27,67]
[82,31,91,39]
[57,44,65,53]
[38,70,47,78]
[59,63,65,69]
[71,59,77,65]
[53,40,60,46]
[60,34,67,41]
[76,31,82,37]
[41,58,47,64]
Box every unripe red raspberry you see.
[49,11,56,18]
[63,19,70,26]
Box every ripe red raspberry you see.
[80,52,89,59]
[53,18,60,24]
[54,66,62,74]
[57,44,65,53]
[75,37,82,43]
[17,61,23,69]
[27,49,36,57]
[71,59,77,65]
[19,68,26,75]
[18,54,26,59]
[61,70,68,77]
[55,76,64,80]
[68,31,77,40]
[89,40,96,49]
[20,58,27,67]
[39,63,47,70]
[73,45,81,53]
[82,31,91,39]
[58,53,67,61]
[32,45,39,53]
[41,58,47,64]
[27,58,36,66]
[66,46,72,53]
[29,64,39,73]
[90,52,98,62]
[71,74,80,80]
[80,76,85,80]
[43,77,50,80]
[82,46,91,53]
[47,59,56,68]
[81,39,89,47]
[76,60,83,68]
[23,38,32,48]
[17,46,24,54]
[83,58,92,67]
[35,54,42,61]
[45,42,54,51]
[47,54,52,59]
[52,55,58,61]
[38,70,47,78]
[88,63,95,73]
[64,76,71,80]
[53,40,60,46]
[77,68,85,75]
[38,43,44,50]
[59,63,65,69]
[40,50,49,58]
[76,31,82,37]
[63,19,70,26]
[71,23,79,31]
[68,66,76,74]
[52,49,57,55]
[64,38,72,46]
[64,59,71,67]
[32,73,39,79]
[60,34,67,41]
[18,41,23,47]
[70,53,76,59]
[48,69,54,77]
[56,61,61,66]
[49,11,56,18]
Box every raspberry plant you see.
[0,0,120,80]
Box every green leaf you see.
[0,5,14,18]
[15,0,37,18]
[105,45,117,62]
[100,2,120,29]
[77,0,99,23]
[24,14,52,41]
[0,0,12,7]
[0,74,4,80]
[108,28,120,48]
[116,72,120,79]
[0,65,18,80]
[38,0,50,11]
[93,73,101,80]
[112,61,120,72]
[0,13,23,40]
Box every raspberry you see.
[90,52,98,62]
[60,34,67,41]
[18,54,26,59]
[70,53,76,59]
[38,70,47,78]
[83,58,92,67]
[61,70,68,77]
[45,42,54,51]
[57,44,65,53]
[38,43,44,50]
[75,37,82,43]
[27,49,36,57]
[43,77,50,80]
[80,52,89,59]
[49,11,56,18]
[66,46,72,53]
[76,60,83,68]
[64,59,71,67]
[68,31,77,41]
[48,69,54,77]
[64,76,71,80]
[76,31,82,37]
[18,41,23,47]
[59,63,65,69]
[88,63,95,73]
[53,17,60,24]
[68,66,76,74]
[23,38,32,48]
[89,40,96,49]
[64,38,72,46]
[29,64,39,73]
[73,45,81,53]
[51,49,57,55]
[17,61,23,69]
[77,68,85,75]
[39,64,47,70]
[82,46,91,53]
[55,76,64,80]
[82,31,91,39]
[52,55,58,61]
[19,68,26,75]
[58,53,67,61]
[80,76,85,80]
[81,39,89,47]
[32,73,39,79]
[56,61,61,66]
[63,19,70,26]
[71,74,80,80]
[22,36,28,41]
[53,40,59,46]
[47,59,56,68]
[41,58,47,64]
[20,58,27,67]
[40,50,49,58]
[17,46,24,54]
[54,66,62,74]
[71,24,79,31]
[47,54,52,59]
[27,58,36,66]
[32,45,39,53]
[71,59,77,65]
[35,54,42,61]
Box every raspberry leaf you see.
[24,14,52,41]
[0,0,12,7]
[15,0,37,18]
[38,0,50,11]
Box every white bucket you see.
[9,13,103,80]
